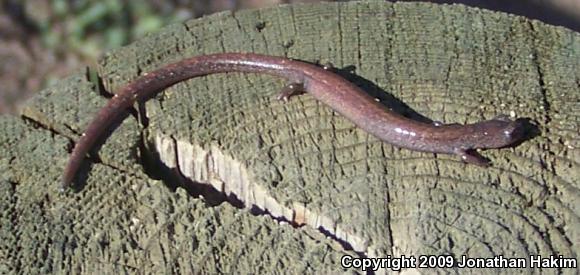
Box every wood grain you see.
[1,1,578,273]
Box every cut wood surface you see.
[1,1,579,274]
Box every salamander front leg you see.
[277,83,305,102]
[454,148,491,167]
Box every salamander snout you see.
[475,115,526,149]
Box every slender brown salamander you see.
[62,53,525,189]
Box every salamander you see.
[62,53,526,188]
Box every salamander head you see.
[470,115,526,149]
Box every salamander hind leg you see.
[277,83,305,102]
[454,148,491,167]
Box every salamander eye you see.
[503,129,513,137]
[502,120,526,142]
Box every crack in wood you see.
[152,133,380,260]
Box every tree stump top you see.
[1,1,578,273]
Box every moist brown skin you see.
[62,53,525,189]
